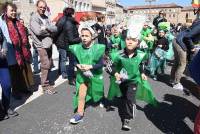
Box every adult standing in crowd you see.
[0,2,34,100]
[92,14,108,51]
[153,10,167,29]
[0,27,18,120]
[54,7,81,83]
[30,0,57,94]
[170,18,200,90]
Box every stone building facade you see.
[105,0,116,24]
[179,6,197,24]
[127,3,183,24]
[115,3,126,24]
[10,0,92,25]
[127,3,197,25]
[12,0,35,25]
[72,0,92,12]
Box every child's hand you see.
[141,73,147,80]
[77,64,84,70]
[114,72,121,81]
[82,65,93,71]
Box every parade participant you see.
[106,15,157,131]
[140,22,154,54]
[140,22,154,66]
[69,27,105,124]
[163,25,175,61]
[149,29,169,80]
[105,24,125,111]
[108,24,125,52]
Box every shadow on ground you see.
[10,69,59,110]
[139,94,198,134]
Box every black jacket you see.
[153,15,167,28]
[156,37,169,51]
[54,16,81,50]
[92,23,107,46]
[176,19,200,51]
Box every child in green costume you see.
[105,25,126,111]
[140,22,154,61]
[106,32,157,131]
[109,25,126,52]
[69,28,105,124]
[149,30,169,80]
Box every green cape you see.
[107,50,158,106]
[69,43,105,110]
[140,28,154,50]
[109,35,126,52]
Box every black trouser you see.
[118,82,137,120]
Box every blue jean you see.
[32,48,39,72]
[0,68,11,111]
[58,49,67,76]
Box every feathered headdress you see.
[78,20,97,39]
[126,15,146,39]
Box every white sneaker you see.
[99,103,104,108]
[173,83,184,91]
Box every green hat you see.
[158,22,170,32]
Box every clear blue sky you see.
[119,0,192,7]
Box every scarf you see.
[6,17,31,66]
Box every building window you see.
[79,2,82,11]
[87,4,90,11]
[173,14,175,17]
[83,3,86,11]
[74,1,78,11]
[186,13,189,19]
[169,14,171,18]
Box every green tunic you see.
[107,51,122,100]
[107,35,126,100]
[140,28,154,61]
[108,50,158,106]
[109,35,126,52]
[140,28,154,50]
[165,32,174,60]
[69,43,105,110]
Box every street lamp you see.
[145,0,157,21]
